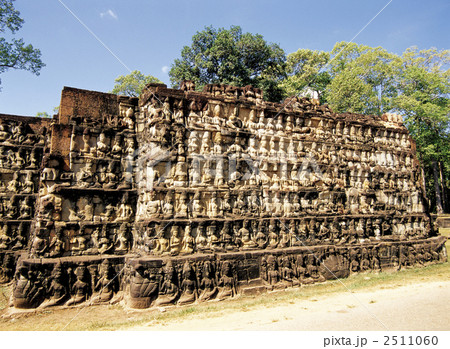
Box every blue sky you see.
[0,0,449,116]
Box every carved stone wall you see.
[1,84,447,310]
[0,114,50,284]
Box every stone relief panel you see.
[0,84,446,310]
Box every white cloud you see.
[100,9,118,20]
[161,66,169,74]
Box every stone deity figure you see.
[258,136,269,157]
[81,130,91,155]
[115,223,129,253]
[178,262,198,305]
[189,158,201,186]
[96,133,109,157]
[48,228,65,257]
[214,159,225,186]
[267,222,279,249]
[91,260,115,304]
[12,222,27,250]
[77,161,95,187]
[198,261,217,301]
[188,131,199,154]
[240,220,257,250]
[31,227,48,257]
[66,265,90,306]
[154,262,179,306]
[227,136,243,159]
[169,225,181,255]
[111,135,123,158]
[175,193,188,218]
[0,224,12,250]
[115,197,134,222]
[22,171,35,194]
[0,120,11,143]
[180,225,195,254]
[255,222,268,249]
[195,224,208,251]
[7,172,21,193]
[40,263,68,308]
[192,192,205,218]
[162,191,174,218]
[217,261,236,300]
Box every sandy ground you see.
[129,280,450,331]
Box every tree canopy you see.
[280,48,331,103]
[169,25,287,102]
[0,0,45,89]
[325,42,401,115]
[111,70,162,97]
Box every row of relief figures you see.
[11,239,446,309]
[27,211,431,259]
[0,195,35,221]
[138,120,413,164]
[138,159,421,194]
[136,185,425,222]
[66,158,134,190]
[140,98,409,146]
[134,216,433,256]
[182,130,414,166]
[69,129,136,161]
[64,157,421,196]
[0,171,39,194]
[0,221,29,251]
[36,192,134,224]
[0,119,47,147]
[29,221,132,258]
[69,103,137,129]
[0,145,42,170]
[11,257,237,309]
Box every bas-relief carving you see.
[0,117,47,284]
[1,84,447,310]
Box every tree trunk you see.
[432,161,444,214]
[439,161,447,213]
[421,167,427,198]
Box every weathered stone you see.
[0,83,447,310]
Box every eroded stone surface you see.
[0,83,447,310]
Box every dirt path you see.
[129,281,450,331]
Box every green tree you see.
[111,70,162,97]
[280,48,331,103]
[36,106,58,118]
[36,111,50,118]
[0,0,45,89]
[169,26,287,102]
[393,47,450,213]
[326,42,400,115]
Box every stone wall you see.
[0,114,51,284]
[1,83,447,310]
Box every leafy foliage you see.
[326,42,400,115]
[280,48,331,103]
[169,26,287,102]
[111,70,162,97]
[0,0,45,89]
[392,47,450,212]
[36,111,50,118]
